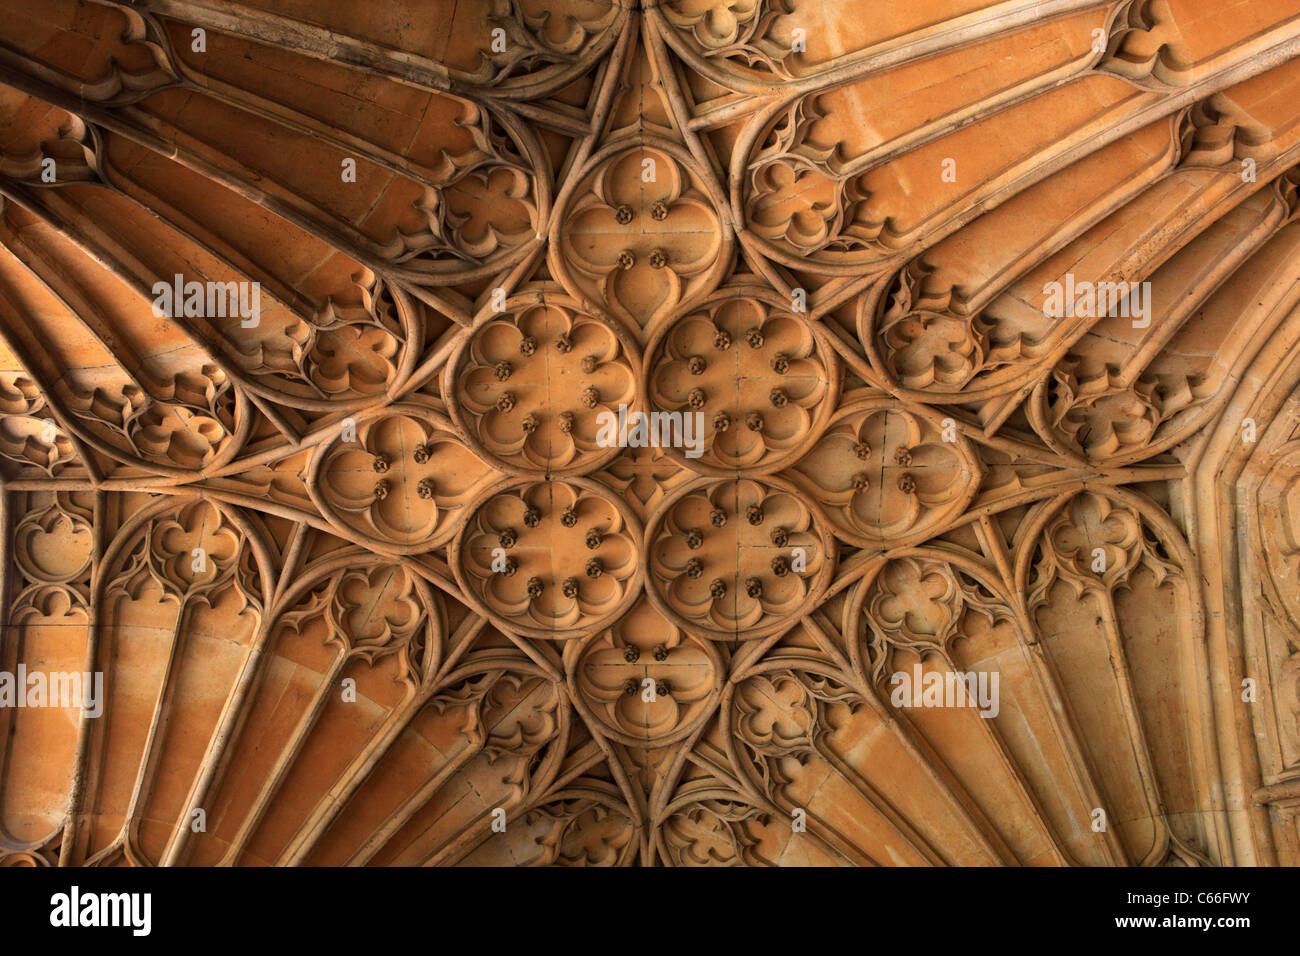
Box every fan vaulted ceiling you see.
[0,0,1299,867]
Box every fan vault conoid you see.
[0,0,1298,867]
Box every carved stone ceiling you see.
[1,0,1300,868]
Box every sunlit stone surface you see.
[0,0,1298,867]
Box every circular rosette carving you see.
[788,399,980,549]
[647,290,838,474]
[309,404,494,554]
[452,477,643,639]
[445,294,640,475]
[645,477,834,640]
[567,599,721,747]
[550,142,732,330]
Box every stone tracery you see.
[0,0,1298,867]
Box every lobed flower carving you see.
[481,673,564,761]
[788,400,979,549]
[873,268,998,392]
[13,497,93,585]
[454,478,642,638]
[730,670,862,803]
[659,799,769,867]
[648,291,836,474]
[860,557,1014,683]
[1040,359,1207,463]
[744,97,886,260]
[67,366,239,472]
[553,144,731,329]
[102,500,255,609]
[239,271,410,406]
[525,798,638,866]
[311,408,492,553]
[378,102,538,269]
[569,598,720,746]
[279,563,432,679]
[1029,492,1180,606]
[0,375,75,475]
[646,477,833,639]
[661,0,797,78]
[448,295,639,475]
[474,0,623,87]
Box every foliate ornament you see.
[447,294,639,475]
[240,270,413,408]
[474,0,623,89]
[732,671,859,760]
[788,399,979,549]
[856,556,1015,684]
[658,798,770,867]
[645,477,833,639]
[1037,357,1209,464]
[728,671,864,817]
[278,561,437,683]
[525,797,638,866]
[648,290,837,474]
[872,265,996,392]
[660,0,797,78]
[479,673,565,766]
[744,96,885,262]
[0,375,76,475]
[1028,492,1180,606]
[377,100,539,271]
[1045,368,1158,460]
[1095,0,1193,91]
[102,500,257,612]
[66,365,244,473]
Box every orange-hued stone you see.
[0,0,1297,868]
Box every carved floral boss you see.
[791,398,981,549]
[571,599,720,746]
[454,478,643,639]
[447,295,639,476]
[310,407,490,554]
[648,291,837,473]
[553,144,731,328]
[647,477,835,640]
